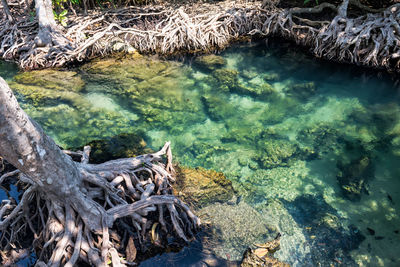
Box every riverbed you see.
[1,40,400,266]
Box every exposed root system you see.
[1,0,400,71]
[0,142,199,266]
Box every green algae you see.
[194,54,226,71]
[82,55,204,130]
[10,69,86,107]
[175,166,234,207]
[82,132,153,164]
[208,68,241,93]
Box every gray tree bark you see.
[34,0,62,46]
[0,77,104,231]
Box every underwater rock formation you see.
[82,55,204,130]
[336,155,374,201]
[255,138,303,169]
[79,132,153,164]
[286,82,316,99]
[174,166,235,207]
[14,69,85,92]
[10,69,86,107]
[194,54,227,71]
[209,68,241,93]
[198,201,277,261]
[241,234,289,267]
[201,94,235,121]
[283,195,365,266]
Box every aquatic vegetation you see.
[194,54,226,71]
[80,132,153,164]
[208,68,241,93]
[201,93,235,121]
[10,69,86,107]
[337,155,374,201]
[83,55,205,130]
[13,69,85,92]
[20,104,137,148]
[255,138,304,169]
[174,166,235,207]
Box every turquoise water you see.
[2,41,400,266]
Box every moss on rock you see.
[10,69,86,107]
[174,166,234,207]
[336,155,374,201]
[14,69,85,92]
[201,94,235,121]
[82,55,204,130]
[208,69,240,93]
[194,54,226,71]
[255,138,302,169]
[83,132,153,164]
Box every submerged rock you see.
[282,195,365,266]
[174,166,234,207]
[22,104,137,148]
[194,54,227,71]
[82,55,204,130]
[198,201,277,261]
[263,72,280,82]
[209,68,241,93]
[286,82,316,99]
[83,132,153,164]
[10,69,86,107]
[13,69,85,92]
[336,155,374,201]
[201,94,235,121]
[255,139,302,169]
[241,234,290,267]
[235,81,277,98]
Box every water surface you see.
[2,41,400,266]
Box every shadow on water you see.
[281,195,365,266]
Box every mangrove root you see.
[0,142,200,266]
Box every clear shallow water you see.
[2,41,400,266]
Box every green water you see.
[2,41,400,266]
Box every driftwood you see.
[0,0,400,71]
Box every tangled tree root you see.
[1,0,400,69]
[0,142,200,266]
[1,0,400,71]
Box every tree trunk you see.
[0,76,199,266]
[0,77,104,230]
[34,0,60,46]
